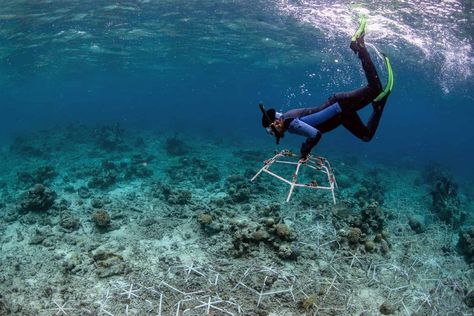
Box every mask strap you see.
[259,103,272,125]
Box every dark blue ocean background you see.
[0,0,473,177]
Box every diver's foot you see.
[350,16,367,53]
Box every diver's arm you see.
[287,118,322,158]
[301,133,322,159]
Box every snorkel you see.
[259,103,283,144]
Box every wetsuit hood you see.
[260,104,276,128]
[259,103,283,144]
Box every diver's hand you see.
[299,156,309,164]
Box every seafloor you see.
[0,123,473,316]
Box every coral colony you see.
[0,124,473,315]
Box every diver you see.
[260,17,394,161]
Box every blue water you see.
[0,0,473,178]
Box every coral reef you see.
[379,301,396,314]
[202,166,220,183]
[29,228,49,245]
[457,226,474,263]
[332,199,386,242]
[77,186,92,199]
[59,212,81,232]
[348,227,362,245]
[124,154,154,179]
[124,162,153,179]
[0,125,472,315]
[88,161,119,189]
[430,175,464,228]
[354,178,385,207]
[92,250,127,278]
[299,293,318,312]
[419,162,447,184]
[17,165,58,187]
[18,184,56,213]
[408,215,425,234]
[358,202,385,234]
[230,218,298,260]
[232,149,266,161]
[331,200,358,229]
[197,213,213,226]
[165,156,220,185]
[91,209,111,229]
[225,174,251,203]
[161,185,192,205]
[165,135,190,156]
[465,290,474,308]
[10,135,46,157]
[95,123,125,151]
[337,221,390,255]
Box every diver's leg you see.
[331,86,375,112]
[356,44,383,92]
[300,103,342,127]
[332,19,393,113]
[337,17,392,139]
[331,49,382,112]
[341,109,384,142]
[350,16,383,93]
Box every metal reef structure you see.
[251,150,338,203]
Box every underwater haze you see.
[1,0,474,315]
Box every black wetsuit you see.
[282,41,388,158]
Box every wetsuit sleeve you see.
[288,119,322,158]
[300,133,322,158]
